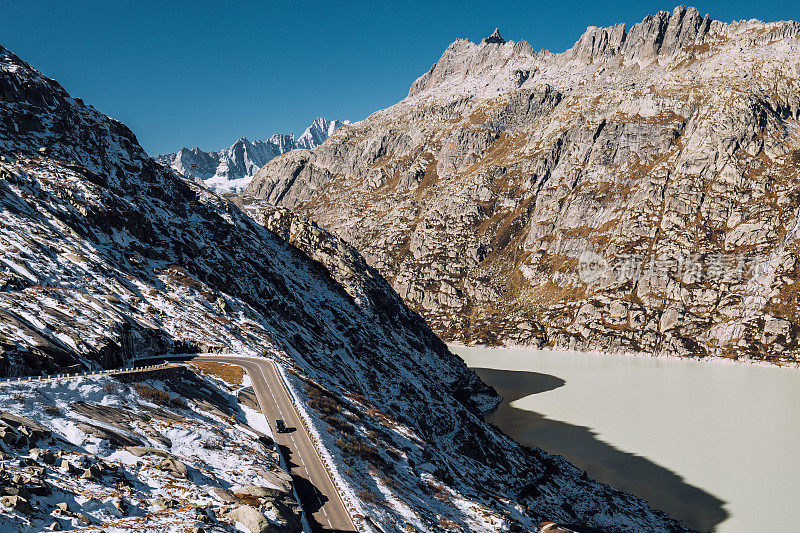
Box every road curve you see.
[193,355,357,533]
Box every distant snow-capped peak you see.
[155,117,349,193]
[297,117,351,150]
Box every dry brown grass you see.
[336,436,385,465]
[767,279,800,322]
[357,488,380,504]
[233,493,262,507]
[191,361,245,385]
[537,253,579,275]
[414,160,440,196]
[133,384,186,409]
[530,281,586,307]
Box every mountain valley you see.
[0,38,690,532]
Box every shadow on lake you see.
[472,367,729,532]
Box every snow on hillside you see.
[0,365,298,532]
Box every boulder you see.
[0,414,50,448]
[230,505,271,533]
[59,459,76,474]
[160,457,188,478]
[144,427,172,448]
[0,485,30,499]
[153,498,177,510]
[0,425,18,445]
[21,465,45,478]
[659,309,681,333]
[209,487,237,503]
[80,464,101,480]
[25,479,51,496]
[0,412,49,435]
[30,448,56,465]
[235,484,286,500]
[0,495,33,514]
[123,445,168,458]
[255,468,293,493]
[540,523,578,533]
[763,317,792,338]
[76,422,143,447]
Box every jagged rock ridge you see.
[247,6,800,363]
[155,117,349,193]
[0,43,688,530]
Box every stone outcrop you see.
[247,7,800,364]
[231,505,275,533]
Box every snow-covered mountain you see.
[0,42,688,531]
[156,118,349,193]
[296,117,349,149]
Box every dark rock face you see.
[483,28,506,45]
[246,7,800,364]
[0,42,690,531]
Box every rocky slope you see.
[0,365,301,532]
[247,6,800,364]
[155,117,349,193]
[0,44,688,530]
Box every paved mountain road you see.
[191,355,357,532]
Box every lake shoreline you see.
[448,341,800,370]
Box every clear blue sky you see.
[2,1,798,155]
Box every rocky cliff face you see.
[155,117,348,193]
[0,44,687,530]
[247,6,800,364]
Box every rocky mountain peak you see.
[269,132,295,145]
[483,28,506,44]
[569,4,711,63]
[623,4,710,62]
[408,6,721,98]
